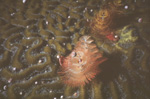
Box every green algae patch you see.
[114,25,139,53]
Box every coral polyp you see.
[58,36,107,87]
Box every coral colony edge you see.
[58,36,107,87]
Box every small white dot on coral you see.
[52,37,55,39]
[68,16,71,18]
[12,67,16,71]
[86,19,89,22]
[85,7,87,11]
[60,95,64,98]
[3,85,7,90]
[63,43,66,45]
[49,90,52,93]
[57,55,60,59]
[35,81,38,84]
[124,5,128,9]
[8,78,12,83]
[46,21,48,25]
[11,13,15,16]
[114,35,118,38]
[90,9,93,12]
[22,0,26,3]
[138,18,142,23]
[73,92,77,97]
[27,37,30,40]
[38,60,42,63]
[19,92,23,95]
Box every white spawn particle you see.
[90,9,93,12]
[46,21,48,25]
[138,18,142,23]
[85,7,87,11]
[57,55,60,59]
[12,67,16,71]
[63,43,66,45]
[73,92,77,97]
[60,95,64,98]
[68,16,71,18]
[38,59,42,63]
[23,0,26,3]
[3,85,7,90]
[27,37,30,40]
[35,81,38,84]
[52,37,55,39]
[26,46,29,48]
[114,35,118,38]
[124,5,128,9]
[8,78,12,83]
[49,90,52,93]
[10,13,14,16]
[86,19,89,22]
[19,91,23,95]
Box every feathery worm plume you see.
[58,36,107,87]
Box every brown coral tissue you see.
[58,36,107,87]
